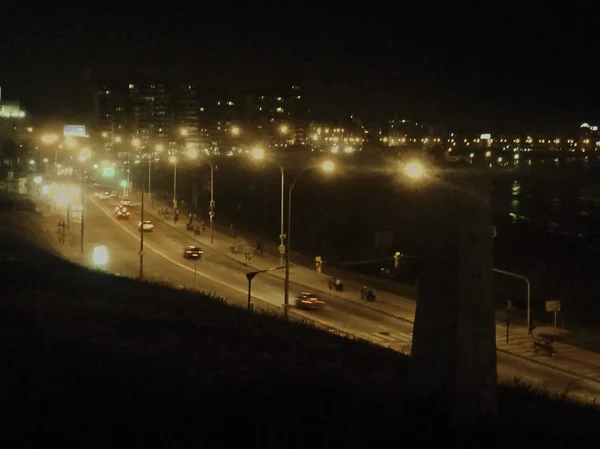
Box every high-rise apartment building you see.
[128,83,171,143]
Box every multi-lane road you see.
[77,193,600,402]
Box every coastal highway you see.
[79,195,600,403]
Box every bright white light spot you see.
[93,246,108,266]
[404,161,425,180]
[322,160,335,172]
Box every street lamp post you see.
[283,161,335,318]
[148,154,152,206]
[493,268,532,334]
[127,151,131,197]
[170,156,178,214]
[209,162,215,244]
[279,166,285,267]
[249,149,285,266]
[80,169,85,254]
[140,174,145,280]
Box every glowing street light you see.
[280,124,289,134]
[231,126,240,136]
[251,148,265,160]
[101,132,108,138]
[514,154,520,160]
[132,138,142,148]
[180,128,189,136]
[41,134,58,144]
[404,161,425,180]
[485,151,492,158]
[29,159,36,165]
[155,144,164,152]
[114,136,122,143]
[79,148,92,161]
[33,176,42,185]
[322,160,335,172]
[120,180,128,188]
[93,246,108,266]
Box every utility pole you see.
[209,163,215,244]
[280,166,285,267]
[139,176,144,280]
[80,170,85,253]
[148,155,152,206]
[127,151,131,197]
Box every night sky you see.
[3,2,600,132]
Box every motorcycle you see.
[360,286,376,302]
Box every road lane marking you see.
[89,197,266,301]
[89,199,600,393]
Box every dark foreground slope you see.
[1,210,599,449]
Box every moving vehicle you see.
[360,286,376,302]
[115,205,130,219]
[120,197,131,206]
[96,191,110,200]
[295,292,325,310]
[183,245,203,259]
[138,221,154,232]
[110,191,119,198]
[328,277,344,291]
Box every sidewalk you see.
[136,191,600,378]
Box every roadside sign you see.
[545,300,561,312]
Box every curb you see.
[496,347,600,387]
[128,199,600,384]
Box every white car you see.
[120,197,131,206]
[138,221,154,232]
[96,191,110,200]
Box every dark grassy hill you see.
[1,209,599,449]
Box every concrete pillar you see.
[410,178,497,422]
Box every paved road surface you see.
[71,195,600,403]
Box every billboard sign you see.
[64,125,86,137]
[480,133,491,140]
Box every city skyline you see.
[3,3,600,132]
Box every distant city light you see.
[41,134,58,144]
[114,136,122,143]
[251,148,265,160]
[404,161,425,180]
[280,125,289,134]
[485,151,492,157]
[187,148,199,159]
[132,138,141,147]
[322,160,335,172]
[155,144,164,152]
[29,159,35,165]
[33,176,42,184]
